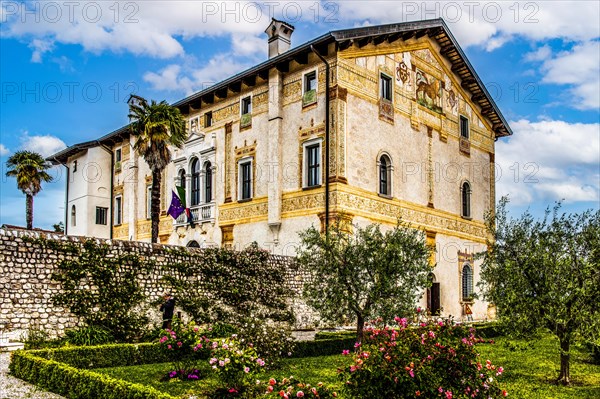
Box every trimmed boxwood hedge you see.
[9,338,356,398]
[25,342,170,369]
[292,337,357,358]
[9,351,177,399]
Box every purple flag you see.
[167,190,185,219]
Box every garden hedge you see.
[24,342,170,369]
[8,337,357,399]
[292,337,357,358]
[9,351,177,399]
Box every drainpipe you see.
[52,156,69,235]
[97,141,114,239]
[311,44,330,235]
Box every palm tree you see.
[128,95,187,243]
[5,150,54,230]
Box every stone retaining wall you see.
[0,228,315,339]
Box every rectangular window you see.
[95,207,108,225]
[305,143,321,187]
[204,111,213,128]
[146,185,152,219]
[239,160,252,200]
[380,73,392,101]
[115,148,122,171]
[73,160,77,172]
[304,71,317,93]
[460,115,469,139]
[114,196,122,225]
[241,96,252,115]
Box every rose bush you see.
[261,377,338,398]
[210,334,266,389]
[340,318,508,398]
[159,318,210,380]
[237,320,295,369]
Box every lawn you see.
[96,355,351,398]
[96,333,600,398]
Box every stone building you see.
[49,18,512,320]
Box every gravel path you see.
[0,352,66,399]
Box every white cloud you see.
[28,38,54,62]
[4,1,598,62]
[144,52,253,94]
[334,1,600,50]
[20,133,67,157]
[539,40,600,110]
[496,119,600,205]
[0,144,9,156]
[524,45,552,62]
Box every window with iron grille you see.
[95,207,108,225]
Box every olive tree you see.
[479,198,600,385]
[297,220,432,342]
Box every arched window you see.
[178,169,186,190]
[204,161,212,203]
[462,264,473,299]
[71,205,76,226]
[187,240,200,248]
[191,159,200,206]
[378,154,392,196]
[461,181,471,218]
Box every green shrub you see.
[27,342,169,369]
[314,331,356,341]
[237,320,295,368]
[261,376,338,398]
[65,325,114,346]
[472,322,503,338]
[9,351,176,399]
[340,318,508,398]
[22,327,64,350]
[292,337,357,358]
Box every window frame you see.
[302,138,322,188]
[241,96,252,116]
[146,185,152,220]
[460,115,470,140]
[191,158,201,206]
[204,111,213,128]
[378,154,393,197]
[462,264,474,300]
[114,196,122,226]
[95,206,108,225]
[71,205,76,227]
[380,72,393,102]
[303,70,317,94]
[461,181,472,219]
[238,157,253,201]
[204,161,213,203]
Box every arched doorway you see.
[426,273,441,316]
[187,240,200,248]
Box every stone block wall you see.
[0,228,315,339]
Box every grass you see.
[476,334,600,399]
[96,355,351,398]
[95,333,600,399]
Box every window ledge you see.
[238,198,253,203]
[302,184,322,191]
[378,193,393,200]
[461,216,472,221]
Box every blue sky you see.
[1,1,599,229]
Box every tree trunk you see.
[356,313,365,345]
[557,327,571,385]
[26,194,33,230]
[151,170,162,243]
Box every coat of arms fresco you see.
[415,68,443,114]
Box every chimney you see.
[265,18,295,58]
